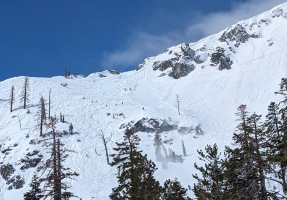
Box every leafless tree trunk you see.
[53,130,61,200]
[56,139,62,199]
[99,130,111,165]
[181,140,187,157]
[40,117,79,199]
[48,89,51,119]
[176,95,181,115]
[9,85,15,112]
[37,96,47,136]
[20,77,29,109]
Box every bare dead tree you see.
[69,123,73,134]
[20,77,29,109]
[48,89,51,119]
[40,117,79,199]
[36,96,47,136]
[9,85,15,112]
[181,140,187,157]
[176,95,181,115]
[99,130,112,165]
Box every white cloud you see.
[101,0,286,69]
[187,0,286,37]
[101,32,181,69]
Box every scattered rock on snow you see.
[270,8,284,18]
[7,175,25,190]
[20,157,42,171]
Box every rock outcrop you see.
[210,47,233,70]
[219,24,250,47]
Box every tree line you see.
[11,76,287,199]
[192,78,287,199]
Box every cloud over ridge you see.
[101,0,286,70]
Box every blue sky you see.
[0,0,285,81]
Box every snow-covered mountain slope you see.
[1,2,287,199]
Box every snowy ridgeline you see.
[1,2,287,199]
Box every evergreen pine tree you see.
[193,144,226,200]
[224,106,269,199]
[277,106,287,194]
[265,102,280,139]
[161,178,190,200]
[267,79,287,194]
[266,106,287,194]
[23,174,43,200]
[247,113,268,199]
[110,129,161,199]
[275,78,287,100]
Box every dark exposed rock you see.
[267,39,273,46]
[228,47,236,53]
[168,63,195,79]
[219,57,232,70]
[136,63,144,71]
[98,73,107,78]
[250,33,261,38]
[26,150,40,157]
[219,24,250,47]
[108,69,120,75]
[152,59,195,79]
[29,139,42,145]
[158,73,167,77]
[1,148,12,155]
[195,125,204,136]
[131,118,178,133]
[210,47,232,70]
[180,43,195,59]
[132,118,156,133]
[121,118,205,140]
[210,51,224,63]
[153,60,174,71]
[181,43,190,56]
[0,164,15,181]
